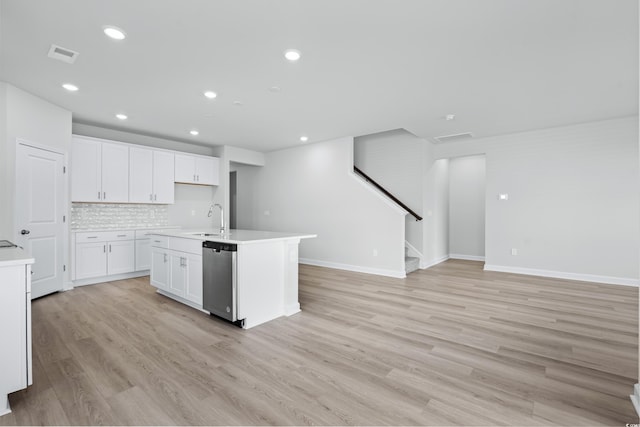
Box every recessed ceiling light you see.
[62,83,79,92]
[269,86,281,93]
[115,113,128,120]
[190,130,199,136]
[284,49,301,61]
[233,101,243,106]
[103,26,126,40]
[204,91,217,99]
[300,136,309,142]
[445,114,456,121]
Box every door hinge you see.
[63,166,66,174]
[63,265,66,272]
[63,215,66,223]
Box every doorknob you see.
[20,229,30,235]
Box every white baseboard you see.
[483,264,639,287]
[299,258,406,278]
[284,303,301,316]
[449,254,485,262]
[631,384,640,417]
[420,255,450,269]
[73,271,150,287]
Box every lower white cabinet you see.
[0,250,33,415]
[74,231,135,281]
[150,237,202,306]
[107,240,135,275]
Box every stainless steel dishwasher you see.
[202,241,243,326]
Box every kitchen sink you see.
[191,232,223,237]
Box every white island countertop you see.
[0,246,34,268]
[150,229,317,245]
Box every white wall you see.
[72,123,215,156]
[354,129,424,251]
[449,155,486,259]
[2,83,72,239]
[167,184,215,229]
[236,136,406,277]
[435,117,639,284]
[422,158,450,267]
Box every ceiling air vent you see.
[47,44,79,64]
[433,132,474,144]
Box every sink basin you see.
[191,232,223,237]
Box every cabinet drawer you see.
[104,231,134,241]
[76,230,134,243]
[76,231,109,243]
[169,237,202,255]
[150,235,169,248]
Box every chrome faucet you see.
[208,203,225,234]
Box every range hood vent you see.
[433,132,474,144]
[48,44,79,64]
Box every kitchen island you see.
[148,229,316,329]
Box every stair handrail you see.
[353,166,423,221]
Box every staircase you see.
[405,246,420,275]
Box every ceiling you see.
[1,0,637,152]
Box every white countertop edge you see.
[0,247,35,267]
[150,229,317,245]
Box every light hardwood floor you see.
[0,260,637,425]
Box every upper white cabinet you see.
[175,154,219,186]
[71,136,129,203]
[129,147,175,204]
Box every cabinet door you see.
[150,248,170,291]
[101,143,129,202]
[107,240,135,275]
[129,147,154,203]
[135,239,151,271]
[0,265,28,394]
[75,242,108,279]
[153,151,175,203]
[195,157,219,185]
[185,254,203,305]
[174,154,196,183]
[169,254,186,297]
[71,138,101,202]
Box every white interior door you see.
[15,143,65,299]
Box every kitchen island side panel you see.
[237,240,285,328]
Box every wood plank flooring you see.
[0,260,637,425]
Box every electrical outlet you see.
[373,249,378,257]
[511,248,518,256]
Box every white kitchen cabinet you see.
[169,254,186,296]
[75,241,108,280]
[73,231,135,281]
[70,137,101,202]
[107,240,135,275]
[185,253,203,305]
[174,153,219,185]
[0,249,33,415]
[129,147,175,204]
[101,143,129,202]
[150,247,170,291]
[153,151,175,203]
[71,136,129,203]
[135,239,151,271]
[150,236,203,306]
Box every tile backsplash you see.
[71,203,169,230]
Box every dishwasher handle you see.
[203,241,237,252]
